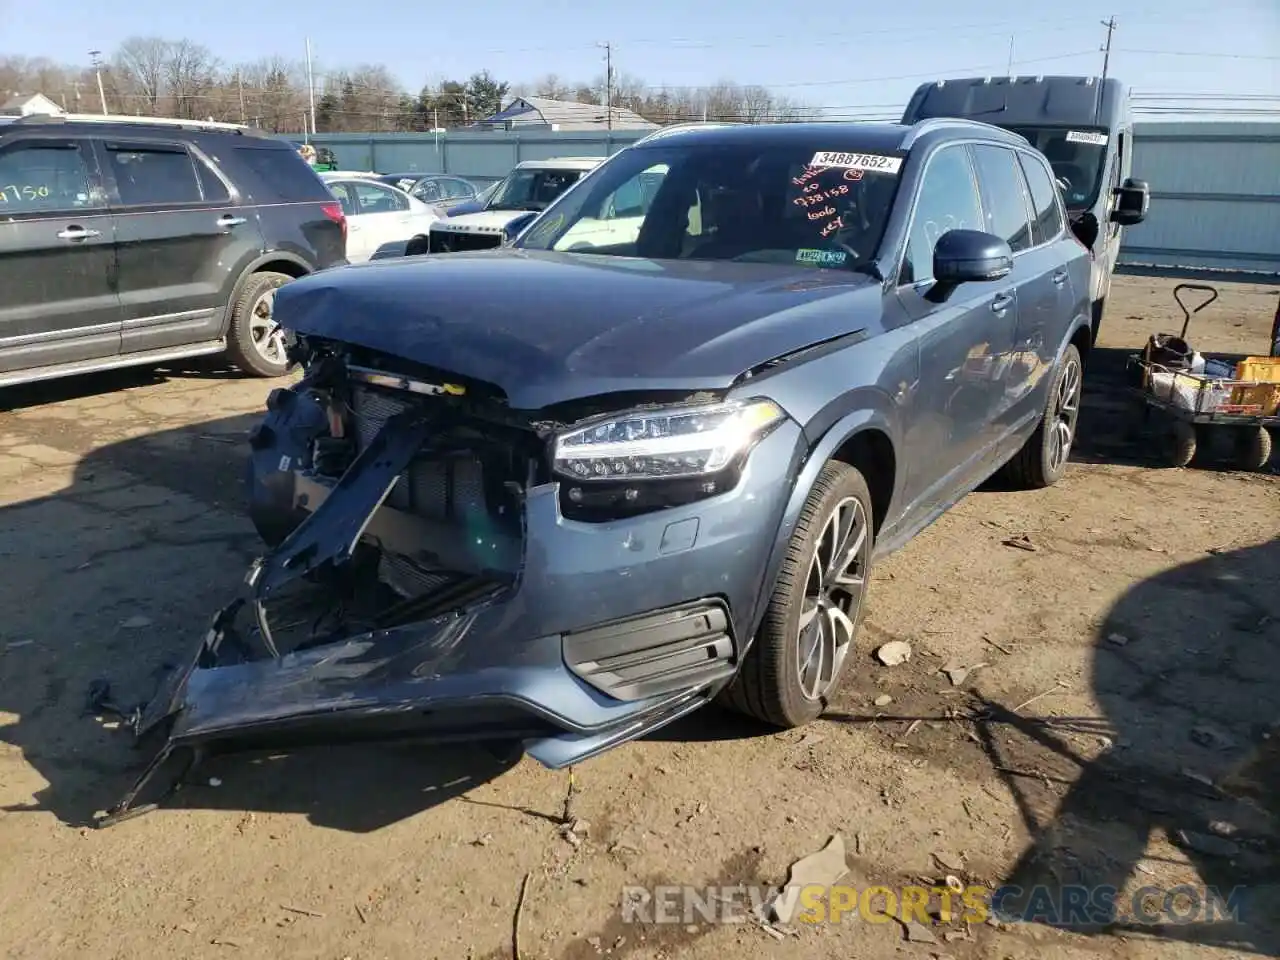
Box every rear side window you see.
[106,143,203,206]
[233,145,333,202]
[969,144,1033,253]
[1017,152,1066,245]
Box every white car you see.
[320,174,444,262]
[424,157,605,254]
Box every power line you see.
[1115,48,1280,62]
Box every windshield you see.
[514,141,903,272]
[487,168,587,211]
[1007,126,1110,212]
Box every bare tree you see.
[0,38,816,131]
[113,37,171,115]
[165,40,218,119]
[530,74,573,100]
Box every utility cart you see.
[1128,283,1280,470]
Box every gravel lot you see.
[1,274,1278,960]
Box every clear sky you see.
[4,0,1278,117]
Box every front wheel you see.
[720,461,874,728]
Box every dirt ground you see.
[1,274,1278,960]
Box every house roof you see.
[477,96,658,131]
[0,93,65,116]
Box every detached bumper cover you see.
[98,408,802,826]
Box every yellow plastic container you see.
[1235,357,1280,383]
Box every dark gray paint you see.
[0,118,345,389]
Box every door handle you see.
[217,214,247,228]
[1052,270,1068,286]
[991,293,1014,313]
[56,225,101,241]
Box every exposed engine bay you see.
[242,339,553,658]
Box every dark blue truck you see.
[903,75,1150,341]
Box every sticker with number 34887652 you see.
[809,152,903,174]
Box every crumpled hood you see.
[275,249,880,409]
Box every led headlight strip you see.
[552,398,785,482]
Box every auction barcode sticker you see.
[1065,130,1108,145]
[810,151,903,174]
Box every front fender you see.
[741,405,899,646]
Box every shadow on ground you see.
[0,385,514,833]
[821,537,1280,955]
[0,359,248,413]
[998,535,1280,953]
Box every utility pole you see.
[598,42,613,130]
[89,50,108,114]
[1095,16,1116,123]
[1100,16,1116,85]
[237,69,246,124]
[71,78,82,111]
[304,37,317,139]
[1006,35,1015,74]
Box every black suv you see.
[0,114,347,386]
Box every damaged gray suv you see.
[105,119,1093,821]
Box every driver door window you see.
[900,145,983,286]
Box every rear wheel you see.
[1235,426,1273,471]
[226,271,294,377]
[1001,344,1083,489]
[721,461,874,728]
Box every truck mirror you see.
[1111,178,1149,226]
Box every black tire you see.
[226,271,295,377]
[1001,344,1083,489]
[720,461,874,728]
[1163,419,1197,468]
[1235,426,1273,471]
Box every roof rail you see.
[898,116,1029,150]
[10,113,262,134]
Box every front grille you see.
[427,228,502,254]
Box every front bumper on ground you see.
[98,416,803,825]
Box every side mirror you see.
[932,229,1014,286]
[502,211,538,245]
[1110,177,1149,226]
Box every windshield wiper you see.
[848,261,884,282]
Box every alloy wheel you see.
[249,289,286,366]
[1047,357,1082,473]
[796,495,870,701]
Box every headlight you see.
[552,399,786,482]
